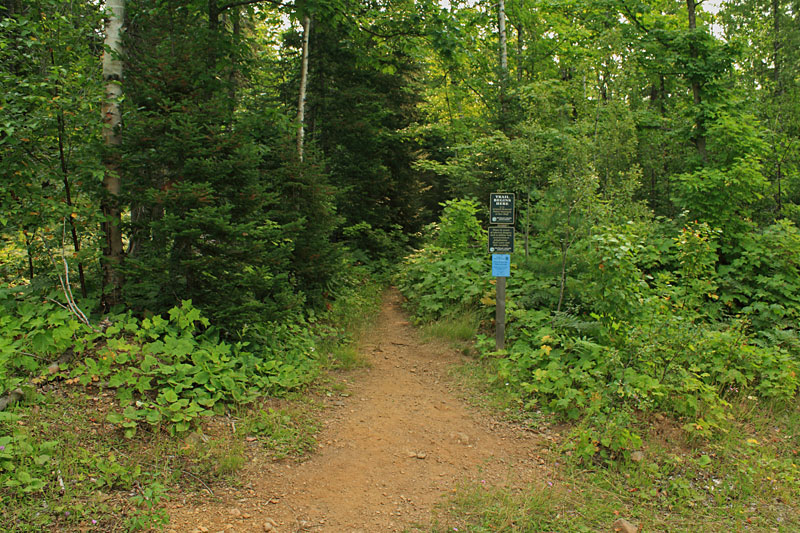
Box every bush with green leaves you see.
[79,301,321,437]
[720,219,800,330]
[402,209,800,464]
[0,288,98,398]
[491,219,798,461]
[397,198,490,320]
[0,292,318,440]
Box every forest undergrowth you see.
[0,268,383,532]
[399,199,800,532]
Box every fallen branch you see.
[40,221,100,333]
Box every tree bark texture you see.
[297,15,311,161]
[101,0,125,309]
[498,0,508,75]
[498,0,508,124]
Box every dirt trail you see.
[167,289,552,533]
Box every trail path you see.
[167,290,554,533]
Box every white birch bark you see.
[498,0,508,75]
[498,0,509,127]
[102,0,124,148]
[297,15,311,161]
[101,0,125,308]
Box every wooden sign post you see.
[489,193,514,351]
[492,254,511,350]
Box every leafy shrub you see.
[397,198,490,320]
[434,198,485,252]
[582,223,649,322]
[720,219,800,330]
[405,214,799,463]
[399,248,489,321]
[93,301,320,436]
[399,191,800,467]
[341,222,410,269]
[0,288,98,398]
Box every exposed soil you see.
[166,289,556,533]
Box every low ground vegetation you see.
[0,270,382,531]
[400,199,800,530]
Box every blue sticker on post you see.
[492,254,511,277]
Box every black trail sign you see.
[488,226,515,253]
[490,193,515,225]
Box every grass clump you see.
[421,311,480,346]
[432,392,800,532]
[320,270,383,370]
[240,404,319,460]
[0,390,175,532]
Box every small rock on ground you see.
[612,517,639,533]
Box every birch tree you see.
[101,0,125,308]
[297,14,311,161]
[498,0,508,127]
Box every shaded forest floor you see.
[165,289,556,532]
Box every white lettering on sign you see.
[490,193,515,225]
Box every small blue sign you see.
[492,254,511,277]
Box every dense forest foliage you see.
[399,0,800,457]
[1,0,799,529]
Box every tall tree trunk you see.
[227,7,241,115]
[297,15,311,161]
[57,110,87,298]
[498,0,508,128]
[686,0,707,163]
[498,0,508,75]
[772,0,782,94]
[515,23,523,82]
[208,0,221,81]
[101,0,125,309]
[24,231,34,281]
[771,0,784,217]
[50,48,87,298]
[208,0,219,34]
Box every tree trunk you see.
[498,0,508,74]
[771,0,784,217]
[525,183,531,258]
[51,46,87,298]
[498,0,508,127]
[515,23,523,82]
[208,0,220,78]
[686,0,707,163]
[208,0,219,33]
[227,7,241,115]
[772,0,782,94]
[57,109,87,298]
[24,231,34,280]
[101,0,125,309]
[557,206,574,314]
[297,15,311,161]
